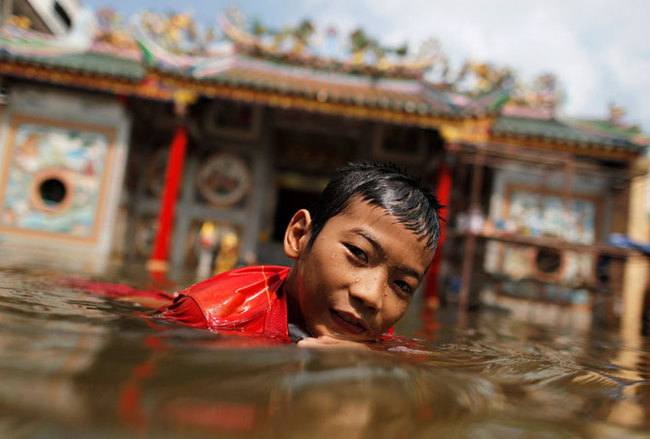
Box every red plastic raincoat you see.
[161,265,291,342]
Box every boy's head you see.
[284,162,442,342]
[308,162,442,250]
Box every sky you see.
[82,0,650,133]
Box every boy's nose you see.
[349,273,384,311]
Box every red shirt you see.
[161,266,291,343]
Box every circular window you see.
[39,178,67,205]
[196,153,251,207]
[533,247,564,282]
[30,169,74,214]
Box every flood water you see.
[1,265,649,438]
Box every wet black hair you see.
[308,162,443,251]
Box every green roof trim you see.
[492,116,646,152]
[170,67,454,117]
[573,118,643,141]
[0,51,145,80]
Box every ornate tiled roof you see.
[0,8,510,118]
[0,8,646,157]
[491,116,646,158]
[163,55,457,117]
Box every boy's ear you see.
[283,209,312,259]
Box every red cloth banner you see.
[149,124,188,273]
[424,163,452,301]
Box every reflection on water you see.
[0,267,649,438]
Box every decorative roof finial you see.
[608,102,625,125]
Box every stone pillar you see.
[621,162,650,338]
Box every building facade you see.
[0,7,647,331]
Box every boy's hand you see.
[297,335,372,351]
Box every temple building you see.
[0,7,647,333]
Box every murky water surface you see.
[0,266,649,438]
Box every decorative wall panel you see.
[0,116,115,241]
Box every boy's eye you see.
[344,244,368,264]
[394,280,413,296]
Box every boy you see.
[162,162,442,347]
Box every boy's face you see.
[286,197,434,342]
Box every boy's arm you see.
[296,335,373,351]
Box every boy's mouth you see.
[329,309,367,334]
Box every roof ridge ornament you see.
[133,10,234,75]
[501,73,561,119]
[218,6,442,80]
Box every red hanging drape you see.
[149,124,188,274]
